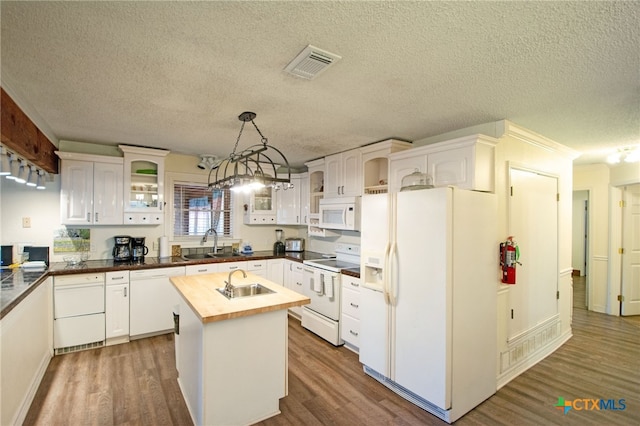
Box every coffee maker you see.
[273,229,285,255]
[131,237,149,262]
[113,236,132,262]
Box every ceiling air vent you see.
[284,45,341,80]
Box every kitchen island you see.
[170,271,309,426]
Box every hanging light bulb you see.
[14,160,28,184]
[26,166,38,187]
[36,170,46,190]
[0,147,11,176]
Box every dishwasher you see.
[129,266,185,338]
[53,273,106,353]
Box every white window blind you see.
[173,183,233,237]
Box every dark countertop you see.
[1,250,359,319]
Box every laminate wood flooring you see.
[24,277,640,425]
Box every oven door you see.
[303,266,340,321]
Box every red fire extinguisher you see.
[500,236,520,285]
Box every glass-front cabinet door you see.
[120,145,170,224]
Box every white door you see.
[60,160,93,225]
[359,285,389,375]
[93,161,124,225]
[324,153,342,197]
[341,149,362,197]
[508,168,559,339]
[621,184,640,315]
[106,283,130,339]
[395,187,451,409]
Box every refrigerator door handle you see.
[383,242,391,304]
[389,242,399,306]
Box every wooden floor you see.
[24,277,640,425]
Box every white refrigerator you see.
[359,186,497,423]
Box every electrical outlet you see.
[22,217,31,228]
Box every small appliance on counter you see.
[273,229,285,255]
[23,246,50,268]
[285,238,305,252]
[131,237,149,262]
[241,242,253,254]
[112,235,132,262]
[1,245,13,269]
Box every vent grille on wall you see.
[284,45,341,80]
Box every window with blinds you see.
[173,183,233,237]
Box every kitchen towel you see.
[312,274,323,294]
[159,236,169,258]
[325,275,334,298]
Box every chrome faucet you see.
[201,227,218,254]
[224,269,247,294]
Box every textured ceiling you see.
[1,1,639,167]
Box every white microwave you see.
[319,197,361,231]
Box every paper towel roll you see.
[159,236,170,258]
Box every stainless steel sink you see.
[216,283,275,299]
[182,252,241,261]
[182,253,217,260]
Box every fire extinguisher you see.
[500,236,521,285]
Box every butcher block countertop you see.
[171,271,310,324]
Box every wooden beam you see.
[1,87,58,174]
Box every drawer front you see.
[341,286,361,319]
[248,260,266,271]
[185,264,219,275]
[106,270,129,284]
[343,276,361,292]
[340,314,360,348]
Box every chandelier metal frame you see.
[208,112,292,192]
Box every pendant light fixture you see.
[208,112,291,193]
[36,170,47,190]
[26,166,38,187]
[6,153,19,180]
[0,147,11,176]
[14,160,28,184]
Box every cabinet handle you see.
[296,281,302,286]
[95,212,99,222]
[111,276,125,280]
[124,287,127,297]
[350,302,359,308]
[350,282,360,287]
[198,269,207,273]
[349,330,358,336]
[87,213,91,222]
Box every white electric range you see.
[302,243,360,346]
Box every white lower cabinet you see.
[105,271,130,345]
[129,267,185,338]
[1,278,52,426]
[284,260,304,318]
[340,274,361,351]
[267,259,285,285]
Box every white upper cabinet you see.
[389,135,497,193]
[244,185,277,224]
[360,139,412,195]
[324,149,362,198]
[276,173,301,225]
[120,145,169,225]
[57,152,124,225]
